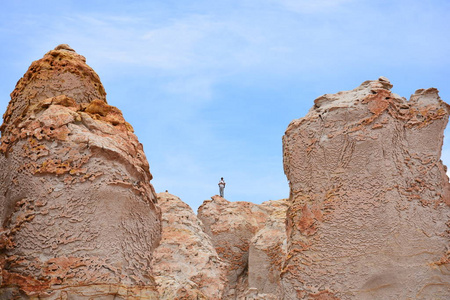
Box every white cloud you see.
[3,0,450,209]
[33,0,447,94]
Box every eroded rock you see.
[248,199,289,297]
[0,45,161,299]
[198,195,288,299]
[152,192,227,299]
[282,77,450,299]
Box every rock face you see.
[198,195,289,299]
[248,200,289,298]
[282,77,450,299]
[0,45,161,299]
[152,192,227,299]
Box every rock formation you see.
[282,77,450,299]
[0,45,161,299]
[152,192,227,299]
[198,195,289,299]
[3,46,449,300]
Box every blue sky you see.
[1,0,449,211]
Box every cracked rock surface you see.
[282,77,450,299]
[0,45,161,299]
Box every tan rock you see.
[198,196,288,299]
[282,77,450,299]
[152,192,227,299]
[249,199,289,297]
[0,45,161,299]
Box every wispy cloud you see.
[274,0,355,13]
[2,0,450,210]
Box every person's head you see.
[221,177,223,180]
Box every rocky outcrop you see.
[0,45,161,299]
[198,195,289,299]
[282,77,450,299]
[152,192,227,299]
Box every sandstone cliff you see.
[0,45,161,299]
[282,77,450,299]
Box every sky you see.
[1,0,449,211]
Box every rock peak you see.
[377,75,393,89]
[1,46,107,137]
[310,77,396,115]
[358,76,393,90]
[54,43,76,52]
[0,45,161,298]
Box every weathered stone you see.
[0,45,161,299]
[282,77,450,299]
[198,195,288,299]
[152,192,227,299]
[248,199,289,297]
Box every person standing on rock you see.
[218,177,226,197]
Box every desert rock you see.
[152,192,227,299]
[0,45,161,299]
[282,77,450,299]
[198,195,289,299]
[248,199,289,297]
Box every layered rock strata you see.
[0,45,161,299]
[282,77,450,299]
[152,192,227,299]
[198,195,289,299]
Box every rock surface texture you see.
[282,77,450,299]
[198,195,289,299]
[152,192,227,299]
[0,45,161,299]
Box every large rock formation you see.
[4,46,449,300]
[198,195,289,299]
[282,77,450,299]
[152,192,227,299]
[0,45,161,299]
